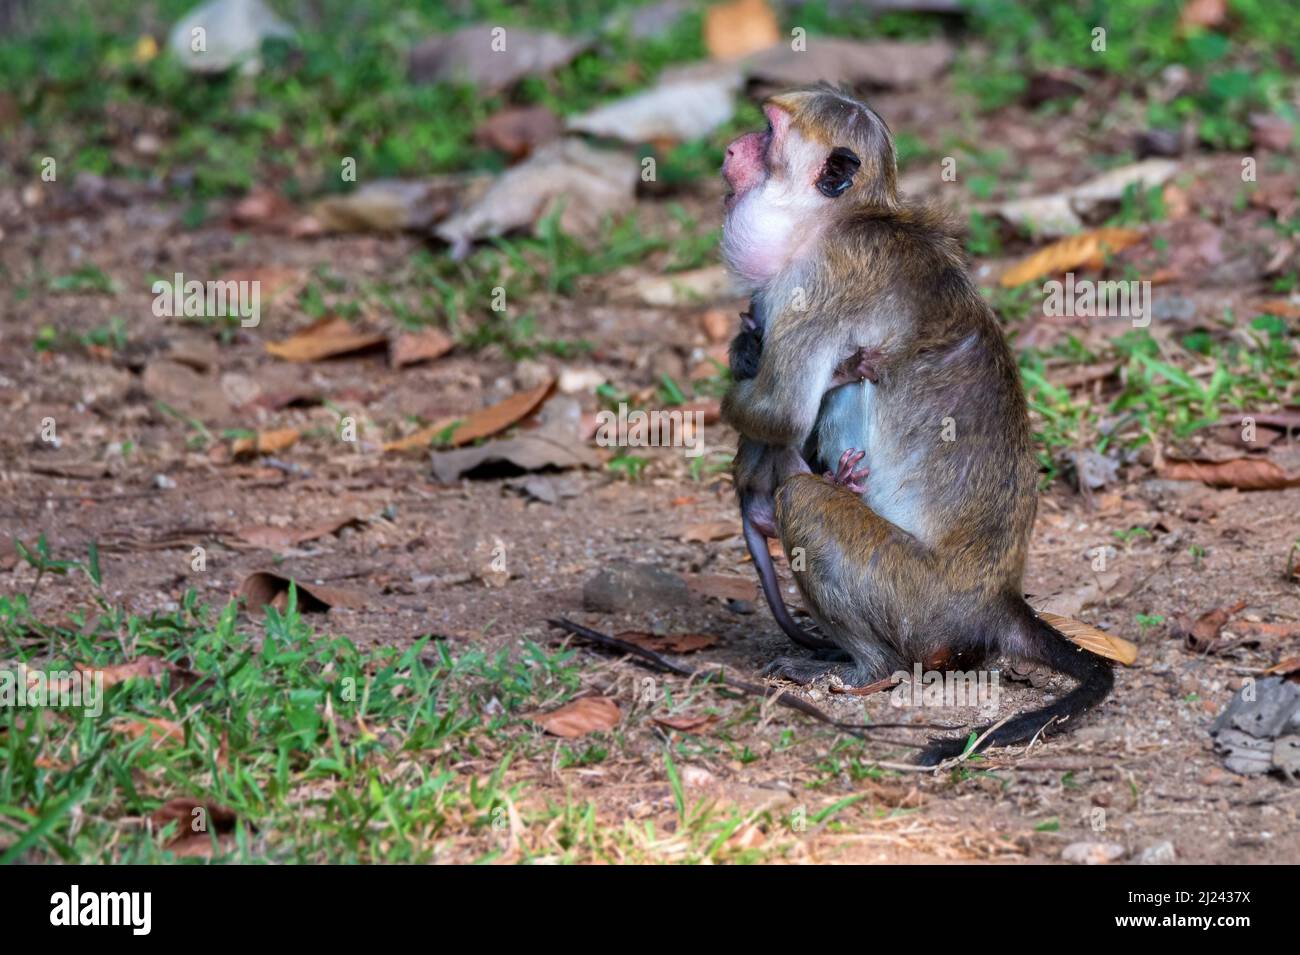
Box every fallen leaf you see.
[680,520,741,543]
[231,427,300,457]
[234,515,365,550]
[409,27,589,91]
[566,65,741,142]
[653,713,720,733]
[265,315,387,362]
[76,658,195,690]
[685,574,758,604]
[167,0,294,74]
[1037,611,1139,665]
[1264,657,1300,678]
[309,179,468,233]
[231,189,297,230]
[217,265,305,304]
[435,139,637,258]
[1251,298,1300,320]
[238,571,369,614]
[634,264,741,306]
[151,797,238,857]
[616,630,718,653]
[1172,600,1248,653]
[385,379,555,452]
[705,0,780,59]
[114,717,185,744]
[989,162,1177,239]
[534,696,621,737]
[142,359,232,423]
[1179,0,1228,31]
[390,327,454,368]
[1157,455,1300,490]
[475,106,562,160]
[1000,228,1144,288]
[747,36,953,89]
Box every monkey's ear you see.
[816,147,861,198]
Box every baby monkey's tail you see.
[914,605,1114,766]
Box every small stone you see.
[583,563,690,613]
[1061,841,1126,865]
[153,474,177,490]
[1137,841,1177,865]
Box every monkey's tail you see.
[914,605,1114,765]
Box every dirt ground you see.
[3,82,1300,863]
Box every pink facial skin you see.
[722,106,789,208]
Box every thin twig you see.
[548,618,937,745]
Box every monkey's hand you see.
[824,448,869,495]
[828,346,882,389]
[729,311,763,381]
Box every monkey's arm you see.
[722,319,847,447]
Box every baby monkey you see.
[719,85,1113,764]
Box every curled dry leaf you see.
[409,26,588,91]
[234,514,365,550]
[238,571,369,614]
[76,657,196,690]
[309,179,468,233]
[114,717,185,744]
[385,379,554,452]
[705,0,779,59]
[747,37,954,89]
[152,797,239,857]
[1157,455,1300,491]
[533,696,621,738]
[1037,610,1138,665]
[653,713,720,733]
[1000,228,1144,288]
[680,520,740,543]
[566,66,741,143]
[475,106,562,160]
[231,427,299,457]
[684,573,758,604]
[265,315,387,363]
[615,631,718,653]
[390,327,454,368]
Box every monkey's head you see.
[721,85,898,287]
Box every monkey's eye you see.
[816,146,862,199]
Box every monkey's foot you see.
[824,449,869,494]
[761,649,852,685]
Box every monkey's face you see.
[722,105,840,287]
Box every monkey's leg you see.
[763,468,921,685]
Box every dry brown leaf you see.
[684,573,758,604]
[384,379,555,452]
[230,189,297,230]
[390,327,454,368]
[76,658,195,690]
[231,427,300,457]
[616,631,718,653]
[114,717,185,745]
[217,265,305,304]
[152,797,239,857]
[534,696,621,738]
[680,520,740,543]
[475,106,562,160]
[1157,455,1300,490]
[1178,0,1227,31]
[1037,611,1139,665]
[234,515,364,550]
[265,315,387,363]
[999,228,1144,288]
[238,571,369,614]
[1264,657,1300,677]
[653,713,720,733]
[701,309,732,343]
[705,0,779,59]
[1251,298,1300,320]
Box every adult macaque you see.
[719,85,1113,763]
